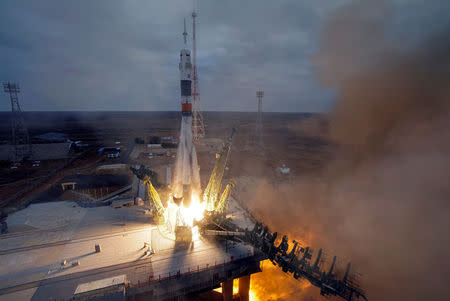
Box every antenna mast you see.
[191,11,205,141]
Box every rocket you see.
[173,19,200,205]
[180,19,192,116]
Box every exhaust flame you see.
[165,191,205,239]
[251,260,312,300]
[180,192,205,239]
[214,279,258,301]
[180,192,205,227]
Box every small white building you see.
[278,164,290,175]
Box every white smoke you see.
[173,115,200,197]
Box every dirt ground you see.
[0,111,326,205]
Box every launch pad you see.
[0,197,262,301]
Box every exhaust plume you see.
[244,1,450,300]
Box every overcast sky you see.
[0,0,448,112]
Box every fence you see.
[131,251,256,289]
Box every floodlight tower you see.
[3,82,32,162]
[256,91,264,149]
[191,11,205,141]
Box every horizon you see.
[0,109,325,114]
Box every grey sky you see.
[0,0,448,112]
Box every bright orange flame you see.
[250,260,312,300]
[213,278,259,300]
[213,279,239,295]
[181,192,205,227]
[249,287,257,301]
[178,192,205,239]
[233,279,239,295]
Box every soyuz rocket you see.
[173,19,200,204]
[180,19,192,116]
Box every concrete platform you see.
[0,199,262,300]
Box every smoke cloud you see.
[241,1,450,300]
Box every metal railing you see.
[131,251,257,288]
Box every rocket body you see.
[173,44,199,203]
[179,49,192,116]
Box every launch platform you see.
[0,197,264,300]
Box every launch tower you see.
[191,11,205,141]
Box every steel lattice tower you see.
[191,11,205,141]
[256,91,264,149]
[3,82,32,162]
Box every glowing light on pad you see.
[181,192,205,227]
